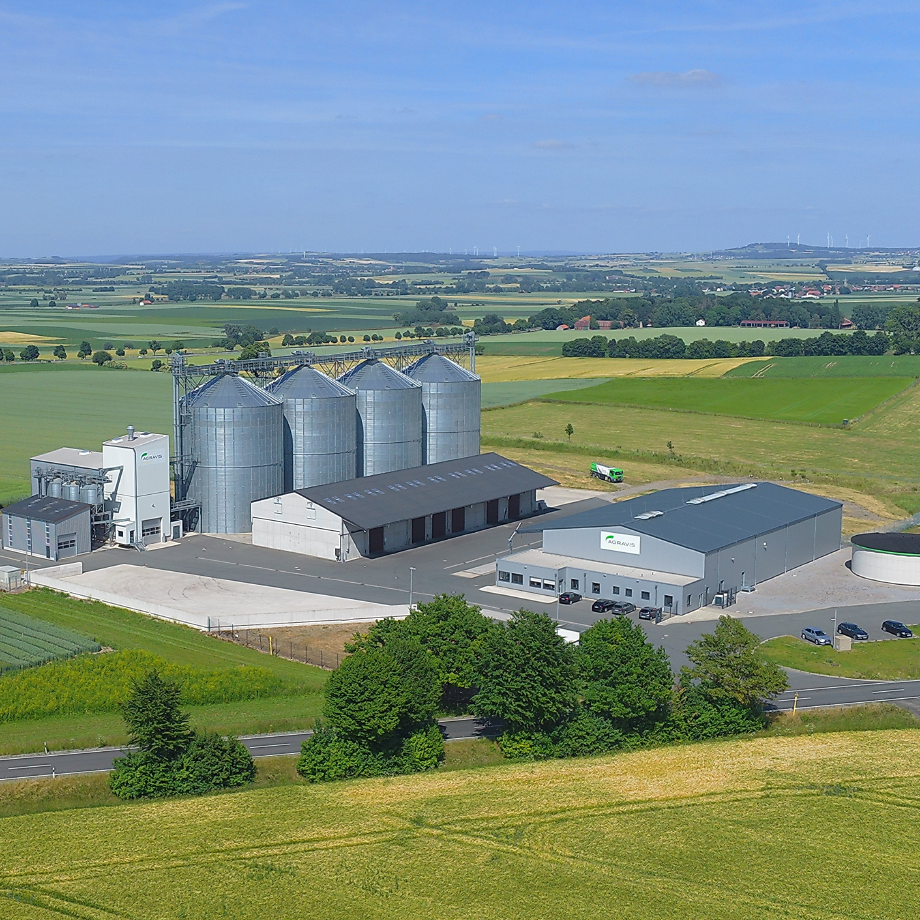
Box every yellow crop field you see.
[2,731,919,918]
[474,355,760,382]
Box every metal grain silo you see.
[338,360,422,476]
[266,365,357,491]
[183,374,283,533]
[405,354,481,464]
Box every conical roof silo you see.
[266,365,357,491]
[184,374,283,533]
[405,353,481,464]
[338,359,423,476]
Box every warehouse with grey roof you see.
[495,482,842,615]
[251,452,555,560]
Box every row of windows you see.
[57,538,76,551]
[499,570,674,608]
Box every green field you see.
[761,633,920,680]
[2,731,919,918]
[726,355,920,378]
[481,378,610,408]
[0,591,327,754]
[541,377,912,424]
[0,606,100,673]
[0,364,173,503]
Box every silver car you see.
[801,627,832,646]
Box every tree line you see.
[562,330,892,360]
[297,596,786,782]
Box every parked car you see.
[558,592,582,605]
[638,606,661,621]
[801,627,832,646]
[611,602,636,615]
[591,599,617,613]
[882,620,914,638]
[837,622,868,640]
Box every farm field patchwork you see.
[2,731,919,919]
[541,377,913,424]
[481,378,611,408]
[0,606,99,673]
[474,355,757,381]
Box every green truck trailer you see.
[590,462,623,483]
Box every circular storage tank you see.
[851,532,920,585]
[405,353,481,464]
[63,482,81,501]
[338,360,422,476]
[48,479,62,498]
[183,374,283,533]
[266,365,357,491]
[80,485,100,505]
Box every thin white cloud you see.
[628,69,724,89]
[532,139,576,150]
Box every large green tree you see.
[680,616,787,711]
[353,594,497,710]
[122,670,191,761]
[578,617,673,730]
[323,639,440,749]
[473,609,577,733]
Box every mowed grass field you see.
[761,634,920,680]
[0,364,172,503]
[2,731,920,919]
[542,377,913,424]
[726,355,920,378]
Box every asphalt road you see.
[0,716,501,783]
[771,677,920,712]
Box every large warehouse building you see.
[252,452,555,560]
[495,482,842,614]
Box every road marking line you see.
[6,764,51,771]
[872,688,906,694]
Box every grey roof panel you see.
[338,359,420,391]
[524,482,841,553]
[404,353,479,383]
[2,495,92,524]
[30,448,105,469]
[267,365,354,399]
[297,452,556,530]
[186,374,281,409]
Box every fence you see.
[210,623,343,669]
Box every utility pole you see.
[409,566,416,610]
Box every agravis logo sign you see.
[600,532,641,554]
[140,451,165,463]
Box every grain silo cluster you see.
[177,349,482,534]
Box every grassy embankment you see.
[0,590,327,755]
[761,633,920,681]
[1,730,920,918]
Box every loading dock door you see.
[451,507,466,533]
[431,511,446,539]
[411,516,426,544]
[508,493,521,519]
[368,527,384,554]
[486,499,499,526]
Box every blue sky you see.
[0,1,917,256]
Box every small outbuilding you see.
[1,495,92,561]
[251,453,556,560]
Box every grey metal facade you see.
[183,374,284,533]
[267,365,357,491]
[2,498,92,561]
[500,483,843,614]
[337,360,423,477]
[404,354,481,464]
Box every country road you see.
[0,716,501,783]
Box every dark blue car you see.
[837,622,868,640]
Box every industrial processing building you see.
[4,427,172,559]
[495,482,842,614]
[252,453,555,560]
